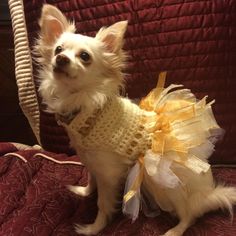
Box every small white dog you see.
[36,4,236,236]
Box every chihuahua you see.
[36,4,236,236]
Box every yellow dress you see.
[122,72,224,221]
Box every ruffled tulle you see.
[122,72,224,221]
[123,161,142,222]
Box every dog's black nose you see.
[56,54,70,66]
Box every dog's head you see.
[36,4,127,113]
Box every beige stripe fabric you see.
[8,0,40,143]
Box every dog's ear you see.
[96,21,128,53]
[39,4,75,45]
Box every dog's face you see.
[51,32,105,88]
[37,4,127,95]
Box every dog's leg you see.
[68,172,96,197]
[162,198,193,236]
[75,177,120,235]
[147,181,193,236]
[163,217,193,236]
[74,151,128,235]
[164,185,236,236]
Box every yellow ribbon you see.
[140,71,167,111]
[150,102,196,157]
[123,157,144,203]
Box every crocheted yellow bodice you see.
[63,97,155,160]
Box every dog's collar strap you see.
[55,109,81,125]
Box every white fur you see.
[36,4,236,236]
[35,4,126,114]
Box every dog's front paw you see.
[75,223,102,235]
[67,185,92,197]
[162,229,183,236]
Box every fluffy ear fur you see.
[39,4,75,45]
[35,4,75,64]
[96,21,128,53]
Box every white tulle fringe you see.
[122,83,224,221]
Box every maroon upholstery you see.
[0,142,235,235]
[23,0,236,164]
[16,1,236,234]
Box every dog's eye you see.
[55,46,63,55]
[79,51,91,63]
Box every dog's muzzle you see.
[56,54,70,67]
[53,54,71,76]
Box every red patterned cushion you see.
[23,0,236,163]
[0,143,235,235]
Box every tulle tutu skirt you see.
[122,72,224,221]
